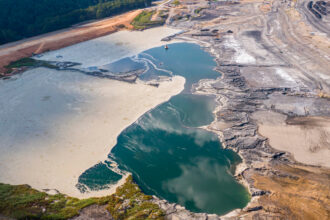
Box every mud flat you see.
[0,67,185,198]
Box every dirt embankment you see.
[0,10,141,75]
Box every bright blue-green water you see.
[78,43,250,215]
[139,43,220,92]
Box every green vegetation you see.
[0,176,164,220]
[132,10,155,29]
[0,0,152,45]
[106,176,164,219]
[5,58,38,69]
[172,0,181,6]
[131,10,166,30]
[0,183,99,219]
[4,57,57,73]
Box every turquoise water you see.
[78,43,250,215]
[139,43,220,92]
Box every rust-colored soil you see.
[250,164,330,220]
[0,10,141,74]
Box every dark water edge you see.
[78,43,250,215]
[77,162,122,192]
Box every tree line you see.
[0,0,152,45]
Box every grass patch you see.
[106,175,164,220]
[131,10,166,30]
[0,176,164,220]
[4,57,57,73]
[0,183,101,219]
[5,57,38,69]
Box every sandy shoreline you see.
[0,67,185,198]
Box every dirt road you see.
[0,10,141,74]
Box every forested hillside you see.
[0,0,152,45]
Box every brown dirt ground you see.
[250,164,330,220]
